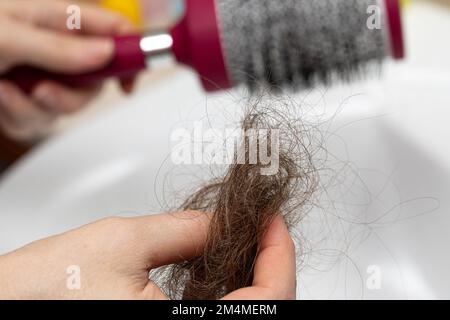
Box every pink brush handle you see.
[1,35,147,94]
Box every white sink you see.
[0,64,449,299]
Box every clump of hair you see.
[159,96,319,299]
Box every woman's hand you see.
[0,212,296,300]
[0,0,134,142]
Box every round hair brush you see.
[2,0,404,93]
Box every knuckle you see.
[97,217,134,241]
[100,216,128,228]
[99,216,139,239]
[95,216,138,245]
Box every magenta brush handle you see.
[1,35,146,94]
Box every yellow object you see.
[401,0,411,7]
[101,0,144,27]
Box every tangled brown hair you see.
[159,97,320,299]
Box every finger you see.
[139,216,210,300]
[0,21,114,73]
[0,81,54,141]
[0,0,134,35]
[75,3,137,35]
[131,211,211,269]
[223,216,297,300]
[252,216,297,295]
[32,81,100,114]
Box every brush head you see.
[217,0,394,90]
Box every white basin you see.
[0,63,449,299]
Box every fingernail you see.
[33,85,58,112]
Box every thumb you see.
[132,211,211,269]
[139,211,211,300]
[2,20,114,73]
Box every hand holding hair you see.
[0,211,295,300]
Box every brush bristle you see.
[217,0,389,90]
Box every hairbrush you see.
[2,0,404,93]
